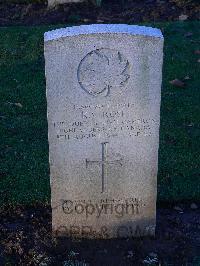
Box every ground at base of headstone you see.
[0,204,199,265]
[0,0,199,26]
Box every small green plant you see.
[90,0,102,6]
[95,0,102,6]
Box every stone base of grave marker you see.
[44,24,164,238]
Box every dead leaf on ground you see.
[187,123,194,127]
[15,103,23,108]
[190,203,198,209]
[169,79,185,88]
[178,14,188,21]
[184,32,193,38]
[194,50,200,55]
[82,18,90,23]
[6,102,23,108]
[96,19,104,23]
[174,206,184,212]
[184,75,191,80]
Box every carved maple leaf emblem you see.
[78,48,130,97]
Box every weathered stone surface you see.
[44,24,164,238]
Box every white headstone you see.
[44,24,164,238]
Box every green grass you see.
[0,22,199,205]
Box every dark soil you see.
[0,203,200,265]
[0,0,199,26]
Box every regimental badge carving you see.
[77,48,130,97]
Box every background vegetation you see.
[0,0,198,6]
[0,21,199,205]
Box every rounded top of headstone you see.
[44,24,163,42]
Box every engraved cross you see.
[86,142,123,193]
